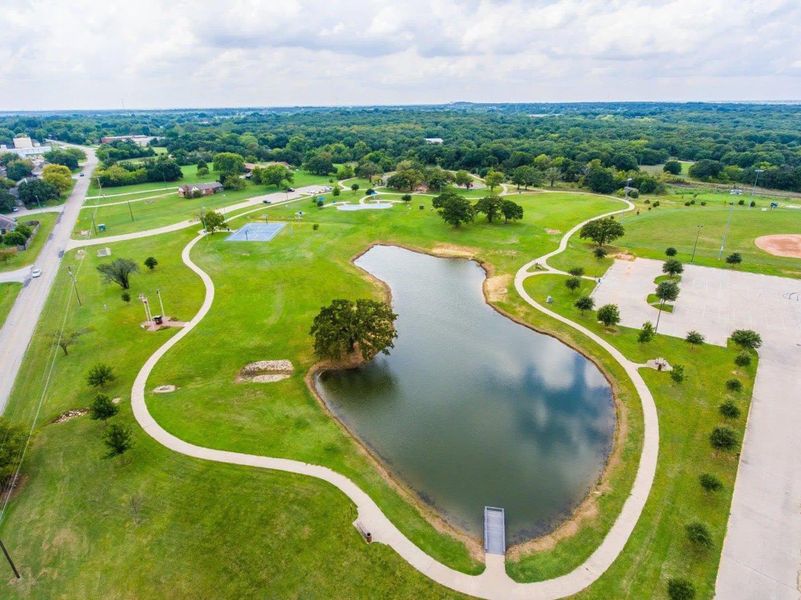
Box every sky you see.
[1,0,800,111]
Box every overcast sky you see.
[2,0,800,111]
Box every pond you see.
[315,245,615,544]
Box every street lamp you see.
[691,225,704,263]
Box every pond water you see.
[315,245,615,543]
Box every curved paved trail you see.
[127,193,659,599]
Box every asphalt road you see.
[0,145,97,413]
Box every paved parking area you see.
[594,258,801,599]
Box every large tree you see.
[202,210,226,234]
[438,196,474,227]
[42,163,73,193]
[97,258,139,289]
[484,169,504,191]
[17,179,60,208]
[474,195,504,223]
[304,153,334,176]
[579,217,625,246]
[6,160,33,182]
[453,170,473,188]
[501,199,524,223]
[212,152,245,175]
[310,299,398,363]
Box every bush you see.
[652,200,660,207]
[312,223,319,231]
[144,256,158,270]
[685,330,705,346]
[710,426,738,451]
[726,252,742,265]
[638,321,655,343]
[731,329,762,350]
[670,364,685,383]
[738,199,745,206]
[597,304,620,327]
[700,201,706,206]
[3,231,26,246]
[87,363,115,388]
[667,578,696,600]
[726,378,743,392]
[401,194,412,202]
[685,522,713,547]
[594,247,607,259]
[104,423,133,456]
[665,247,677,257]
[121,292,131,303]
[565,276,581,293]
[568,267,584,277]
[351,183,359,191]
[734,351,751,367]
[699,473,723,493]
[332,186,340,197]
[750,200,756,207]
[90,394,118,420]
[719,401,741,419]
[574,296,594,313]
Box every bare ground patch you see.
[755,234,801,258]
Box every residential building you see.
[177,182,224,198]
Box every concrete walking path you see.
[127,194,660,599]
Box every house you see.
[177,182,224,198]
[100,135,160,146]
[424,137,444,144]
[0,214,17,235]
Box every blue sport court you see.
[226,222,286,242]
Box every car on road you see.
[80,173,85,177]
[11,206,19,212]
[31,267,42,278]
[262,199,272,204]
[286,187,295,192]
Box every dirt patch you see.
[51,408,88,424]
[545,228,561,235]
[237,360,295,383]
[430,243,479,259]
[611,252,636,261]
[755,234,801,258]
[485,274,512,302]
[153,385,177,394]
[140,317,186,332]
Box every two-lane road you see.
[0,145,97,413]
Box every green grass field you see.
[0,187,761,598]
[517,274,754,598]
[0,282,21,327]
[0,213,58,273]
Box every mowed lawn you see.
[515,274,755,598]
[0,212,58,273]
[0,282,21,327]
[550,193,801,279]
[0,230,462,599]
[75,168,333,239]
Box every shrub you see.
[734,351,751,367]
[737,199,745,206]
[719,401,741,419]
[726,378,743,392]
[670,364,685,383]
[685,522,713,547]
[749,200,756,208]
[312,223,319,231]
[699,473,723,492]
[351,183,359,191]
[565,276,581,293]
[144,256,158,270]
[667,578,696,600]
[574,296,594,314]
[316,198,324,207]
[700,201,706,206]
[121,292,131,303]
[332,186,340,197]
[710,426,738,451]
[597,304,620,327]
[726,252,742,265]
[685,330,705,346]
[594,247,607,259]
[401,194,412,201]
[87,363,115,388]
[104,423,133,456]
[638,321,655,343]
[90,394,118,420]
[568,267,584,277]
[665,247,677,257]
[731,329,761,349]
[652,200,660,207]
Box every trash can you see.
[153,315,163,325]
[98,223,106,232]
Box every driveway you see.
[594,258,801,599]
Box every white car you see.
[31,267,42,278]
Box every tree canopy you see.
[310,299,398,363]
[579,217,625,246]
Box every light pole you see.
[156,288,166,317]
[691,225,703,263]
[67,266,82,306]
[751,168,764,196]
[718,202,734,260]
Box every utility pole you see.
[0,539,20,579]
[156,288,165,317]
[691,225,703,263]
[751,168,764,197]
[655,298,665,332]
[67,266,82,306]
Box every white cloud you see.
[1,0,800,110]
